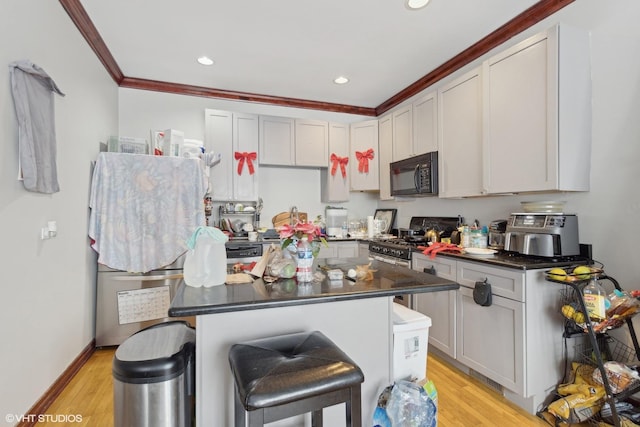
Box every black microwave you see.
[390,152,438,196]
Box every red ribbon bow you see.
[355,148,374,173]
[234,151,257,175]
[330,153,349,178]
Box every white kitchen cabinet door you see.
[413,91,438,156]
[295,119,328,167]
[205,109,259,201]
[259,115,294,166]
[316,241,358,259]
[336,241,358,258]
[438,67,484,198]
[321,123,350,202]
[378,113,393,200]
[391,104,412,162]
[412,254,457,358]
[484,24,591,194]
[454,260,525,394]
[456,286,525,394]
[233,113,260,201]
[349,120,379,191]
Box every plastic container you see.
[296,237,313,282]
[470,229,487,248]
[326,208,348,237]
[184,226,228,287]
[583,278,608,321]
[392,303,432,382]
[461,226,471,248]
[327,269,344,280]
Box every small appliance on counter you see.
[504,213,580,257]
[488,219,507,250]
[325,207,348,238]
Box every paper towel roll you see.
[367,216,374,239]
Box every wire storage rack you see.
[543,267,640,426]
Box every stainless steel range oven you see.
[369,216,462,308]
[368,240,414,307]
[368,241,412,268]
[225,241,263,273]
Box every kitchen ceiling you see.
[68,0,571,115]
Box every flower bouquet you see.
[277,220,327,257]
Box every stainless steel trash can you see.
[113,321,195,427]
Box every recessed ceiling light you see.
[406,0,430,10]
[334,76,349,85]
[197,56,214,66]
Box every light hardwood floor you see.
[37,348,549,426]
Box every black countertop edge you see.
[168,283,458,317]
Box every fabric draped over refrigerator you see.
[89,152,208,272]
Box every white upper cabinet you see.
[205,109,259,201]
[321,123,350,202]
[413,91,438,156]
[259,116,329,168]
[349,119,379,191]
[378,113,393,200]
[259,115,294,166]
[483,24,591,193]
[295,119,328,167]
[391,104,413,161]
[438,67,484,198]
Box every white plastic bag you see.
[183,226,228,287]
[386,380,437,427]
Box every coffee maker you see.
[488,220,507,250]
[504,214,580,257]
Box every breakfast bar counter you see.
[169,257,458,427]
[169,257,458,316]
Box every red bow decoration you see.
[330,153,349,178]
[355,148,374,173]
[234,151,257,175]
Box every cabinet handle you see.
[423,266,436,275]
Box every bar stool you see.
[228,330,364,427]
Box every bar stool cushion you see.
[229,331,364,411]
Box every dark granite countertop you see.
[169,257,458,317]
[417,249,587,270]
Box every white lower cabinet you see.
[456,284,524,394]
[412,254,457,358]
[413,253,565,414]
[317,241,359,259]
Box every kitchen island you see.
[170,257,458,427]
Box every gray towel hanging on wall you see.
[9,60,65,194]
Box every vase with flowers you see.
[278,220,327,282]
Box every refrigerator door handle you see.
[112,273,184,281]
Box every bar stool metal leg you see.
[311,408,323,427]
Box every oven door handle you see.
[371,254,391,264]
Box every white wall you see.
[0,1,118,423]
